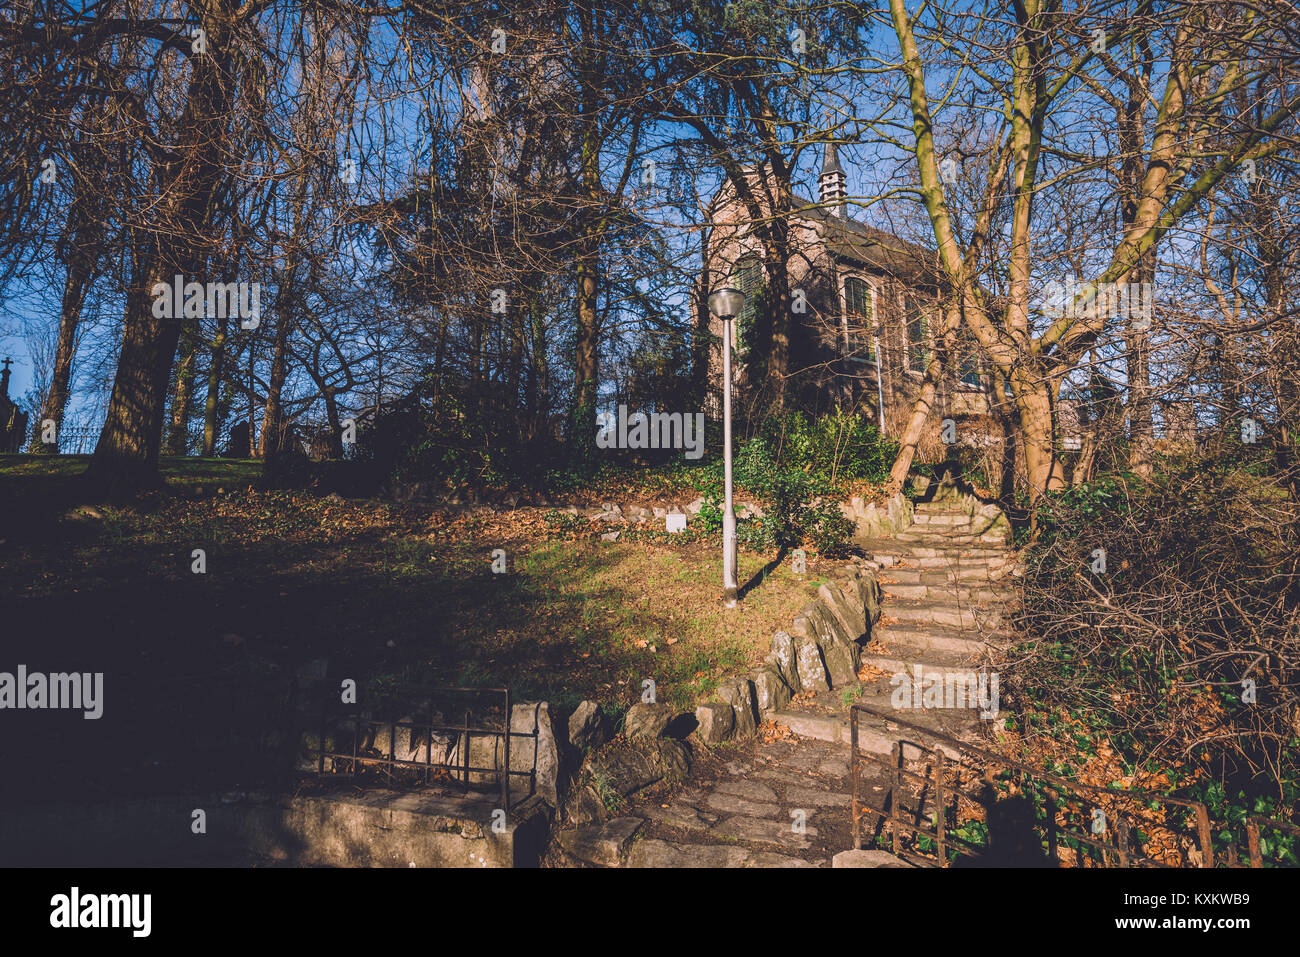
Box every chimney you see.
[818,141,848,216]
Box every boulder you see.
[461,701,564,807]
[558,817,644,867]
[818,581,867,639]
[768,631,802,693]
[694,701,735,745]
[751,666,793,716]
[568,700,610,752]
[624,702,674,741]
[793,633,830,693]
[715,679,758,738]
[685,497,704,514]
[566,738,692,825]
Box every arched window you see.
[842,276,874,362]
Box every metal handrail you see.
[1245,815,1300,868]
[312,686,533,816]
[850,700,1216,867]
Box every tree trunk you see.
[259,285,294,464]
[33,265,90,454]
[1015,371,1067,506]
[202,320,227,456]
[87,12,237,495]
[165,313,201,455]
[89,258,186,495]
[885,302,958,491]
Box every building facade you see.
[700,144,993,432]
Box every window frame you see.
[730,252,764,354]
[840,275,876,364]
[904,297,932,374]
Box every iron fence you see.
[309,686,533,814]
[850,701,1221,867]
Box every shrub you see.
[1012,459,1300,857]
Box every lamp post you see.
[708,285,745,608]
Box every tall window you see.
[732,254,763,353]
[957,350,982,388]
[842,276,874,362]
[906,302,930,372]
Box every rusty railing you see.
[311,686,534,814]
[850,701,1220,867]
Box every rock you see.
[325,492,344,503]
[600,531,620,542]
[626,840,814,868]
[510,701,564,807]
[818,580,867,639]
[652,507,667,518]
[716,679,758,738]
[665,514,687,532]
[626,840,748,868]
[601,502,622,515]
[712,815,816,850]
[793,633,830,693]
[715,780,779,802]
[567,738,691,825]
[627,505,650,518]
[558,817,644,867]
[693,701,735,745]
[832,849,915,868]
[705,791,784,818]
[751,666,793,716]
[460,701,564,807]
[768,631,802,693]
[785,786,852,807]
[642,803,718,831]
[624,702,675,740]
[685,497,704,514]
[568,700,609,752]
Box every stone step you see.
[881,582,1007,604]
[859,649,984,678]
[770,699,980,760]
[872,622,1008,655]
[626,839,816,868]
[860,540,1011,560]
[911,513,973,527]
[883,600,1003,630]
[877,566,1016,585]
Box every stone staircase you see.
[553,493,1020,868]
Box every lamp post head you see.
[708,286,745,322]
